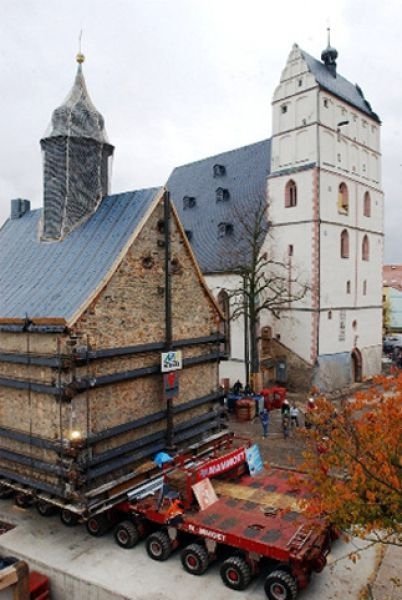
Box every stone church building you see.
[168,41,383,392]
[0,57,224,508]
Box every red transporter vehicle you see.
[112,436,332,600]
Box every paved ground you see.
[0,390,398,599]
[0,498,378,600]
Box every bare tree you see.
[227,197,308,384]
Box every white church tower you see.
[267,38,383,390]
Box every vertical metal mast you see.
[164,190,174,448]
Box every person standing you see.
[290,402,300,428]
[259,408,270,438]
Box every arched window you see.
[338,183,349,215]
[363,191,371,217]
[341,229,349,258]
[285,180,297,208]
[217,289,231,355]
[362,235,370,261]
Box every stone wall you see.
[0,197,223,501]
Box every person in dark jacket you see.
[259,408,270,438]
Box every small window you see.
[213,164,226,177]
[218,222,233,237]
[363,280,367,295]
[183,196,196,209]
[288,244,294,257]
[346,280,351,294]
[298,79,303,87]
[341,229,349,258]
[363,191,371,217]
[281,104,288,114]
[362,235,370,261]
[338,183,349,215]
[337,153,342,163]
[328,310,332,320]
[323,98,328,108]
[285,180,297,208]
[216,188,230,202]
[352,319,357,330]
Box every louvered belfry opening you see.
[40,57,114,241]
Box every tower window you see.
[328,310,332,320]
[323,98,329,108]
[338,183,349,215]
[183,196,196,209]
[346,280,351,294]
[213,164,226,177]
[363,280,367,295]
[285,180,297,208]
[362,235,370,261]
[298,79,303,87]
[363,191,371,217]
[288,244,294,257]
[341,229,349,258]
[281,104,288,114]
[216,188,230,202]
[218,222,233,237]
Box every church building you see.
[0,55,224,510]
[168,40,383,391]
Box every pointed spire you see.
[321,27,338,76]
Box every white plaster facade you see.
[266,44,383,389]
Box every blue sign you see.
[245,444,264,476]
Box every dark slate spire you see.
[321,28,338,77]
[40,54,114,241]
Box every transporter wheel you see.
[0,484,13,500]
[181,543,209,575]
[60,508,79,527]
[36,500,57,517]
[114,520,140,549]
[14,493,32,508]
[220,556,252,591]
[264,570,298,600]
[146,530,172,561]
[86,514,111,537]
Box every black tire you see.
[86,514,110,537]
[36,500,57,517]
[264,570,298,600]
[114,520,140,549]
[14,493,32,508]
[181,543,209,575]
[60,508,79,527]
[220,556,252,591]
[0,484,13,500]
[146,530,172,561]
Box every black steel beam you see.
[85,410,223,471]
[0,427,59,450]
[87,390,222,445]
[0,353,69,368]
[86,440,166,481]
[0,468,66,497]
[0,377,60,395]
[0,325,66,334]
[73,333,224,363]
[0,449,66,477]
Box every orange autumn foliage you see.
[300,374,402,545]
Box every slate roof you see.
[0,188,159,323]
[301,49,380,123]
[167,139,271,273]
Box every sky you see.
[0,0,401,262]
